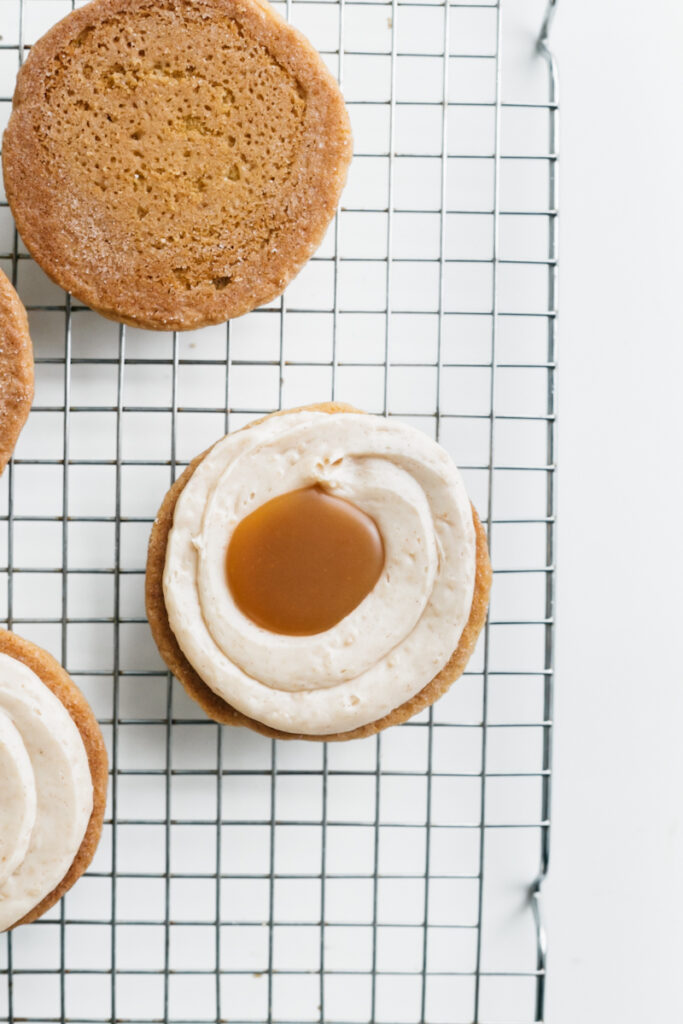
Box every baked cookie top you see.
[3,0,352,331]
[0,270,34,475]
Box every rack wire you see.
[0,0,558,1020]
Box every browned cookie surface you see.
[3,0,352,331]
[145,402,492,742]
[0,629,108,928]
[0,270,34,475]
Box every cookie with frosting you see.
[146,404,492,740]
[0,270,33,475]
[0,630,107,930]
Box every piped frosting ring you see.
[162,410,479,736]
[0,708,37,890]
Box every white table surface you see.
[547,1,683,1020]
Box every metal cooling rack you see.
[0,0,558,1021]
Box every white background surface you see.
[547,1,683,1021]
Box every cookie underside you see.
[2,0,352,331]
[0,270,34,476]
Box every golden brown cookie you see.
[145,403,492,742]
[0,629,108,928]
[3,0,352,331]
[0,270,34,475]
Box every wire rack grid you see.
[0,0,558,1021]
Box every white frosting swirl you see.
[164,411,477,735]
[0,653,93,931]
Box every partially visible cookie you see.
[0,270,33,474]
[0,629,108,930]
[3,0,353,331]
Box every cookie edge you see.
[2,0,353,331]
[0,269,34,476]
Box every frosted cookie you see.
[2,0,352,331]
[146,403,492,741]
[0,630,107,930]
[0,270,34,475]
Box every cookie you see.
[0,270,34,475]
[2,0,352,331]
[146,403,492,741]
[0,629,108,929]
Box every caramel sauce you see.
[226,486,385,636]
